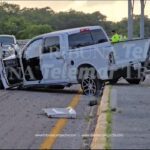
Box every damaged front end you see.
[0,54,23,89]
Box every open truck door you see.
[0,54,23,89]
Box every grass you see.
[105,86,112,150]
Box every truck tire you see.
[79,68,104,96]
[125,63,143,85]
[126,79,141,84]
[0,80,4,89]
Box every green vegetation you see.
[105,86,112,150]
[0,3,150,39]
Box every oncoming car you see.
[0,26,115,96]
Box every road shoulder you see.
[91,85,111,149]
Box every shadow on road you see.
[111,83,130,86]
[106,82,142,87]
[9,87,83,95]
[106,82,129,86]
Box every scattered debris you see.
[111,107,117,112]
[88,100,98,106]
[42,107,76,119]
[87,96,98,106]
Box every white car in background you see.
[0,35,20,89]
[0,26,115,95]
[0,35,19,58]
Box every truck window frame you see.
[43,36,60,54]
[22,38,43,59]
[68,29,108,50]
[91,29,108,44]
[68,31,94,50]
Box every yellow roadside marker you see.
[40,91,81,150]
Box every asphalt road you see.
[111,76,150,149]
[0,85,96,149]
[1,76,150,149]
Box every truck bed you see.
[112,38,150,69]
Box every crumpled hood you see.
[3,54,17,61]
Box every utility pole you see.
[140,0,146,39]
[128,0,134,40]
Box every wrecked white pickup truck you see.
[0,26,150,95]
[0,26,115,96]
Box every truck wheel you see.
[0,80,4,89]
[126,79,141,84]
[125,64,143,85]
[81,70,104,96]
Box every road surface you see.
[0,85,96,149]
[111,77,150,149]
[1,77,150,149]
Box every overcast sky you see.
[7,0,150,22]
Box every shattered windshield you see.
[0,36,15,45]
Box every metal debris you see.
[42,107,76,119]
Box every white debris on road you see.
[42,107,77,119]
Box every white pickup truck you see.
[0,26,149,95]
[0,26,115,96]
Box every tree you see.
[49,10,107,30]
[0,17,28,37]
[19,24,53,39]
[0,3,150,39]
[20,7,54,25]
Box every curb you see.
[81,105,98,149]
[90,85,110,149]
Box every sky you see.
[6,0,150,22]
